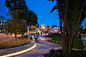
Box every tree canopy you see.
[5,0,38,37]
[52,25,57,28]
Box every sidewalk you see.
[16,34,86,57]
[16,40,62,57]
[0,34,62,57]
[81,35,86,49]
[15,34,62,57]
[1,34,86,57]
[0,40,36,56]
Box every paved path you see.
[15,35,62,57]
[81,35,86,49]
[0,33,86,57]
[16,34,86,57]
[16,41,62,57]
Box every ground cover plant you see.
[48,49,86,57]
[0,37,31,49]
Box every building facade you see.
[0,16,7,33]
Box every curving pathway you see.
[16,35,62,57]
[16,41,62,57]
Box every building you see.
[0,16,7,33]
[48,27,60,35]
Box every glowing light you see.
[1,22,2,25]
[39,37,45,40]
[42,27,45,29]
[0,43,37,57]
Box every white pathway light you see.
[0,43,37,57]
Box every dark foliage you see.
[48,49,86,57]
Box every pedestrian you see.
[38,32,39,35]
[41,32,42,35]
[34,32,38,42]
[31,36,32,40]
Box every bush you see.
[17,35,28,38]
[0,38,30,49]
[48,49,86,57]
[23,35,28,38]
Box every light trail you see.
[0,43,37,57]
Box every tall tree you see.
[5,0,28,20]
[52,25,57,28]
[4,19,12,37]
[4,18,27,38]
[5,0,38,35]
[18,20,27,37]
[25,10,38,34]
[48,0,86,54]
[26,10,38,26]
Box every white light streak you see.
[0,43,37,57]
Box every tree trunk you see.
[29,26,30,35]
[62,0,68,54]
[21,32,23,38]
[15,33,17,38]
[68,0,85,53]
[58,0,62,34]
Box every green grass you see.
[44,33,84,49]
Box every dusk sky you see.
[0,0,86,27]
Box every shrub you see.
[48,49,86,57]
[0,38,30,49]
[23,35,28,38]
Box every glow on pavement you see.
[39,37,45,41]
[0,43,37,57]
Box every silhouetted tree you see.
[48,0,86,54]
[52,25,57,28]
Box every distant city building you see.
[0,16,7,33]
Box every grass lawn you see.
[44,33,84,49]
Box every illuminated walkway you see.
[0,34,86,57]
[16,34,86,57]
[16,40,62,57]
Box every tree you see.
[25,10,38,34]
[5,0,28,37]
[4,19,12,38]
[5,0,38,35]
[52,25,57,28]
[26,10,38,26]
[38,26,42,31]
[5,0,28,20]
[18,20,27,37]
[4,18,27,38]
[48,0,86,54]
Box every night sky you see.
[0,0,86,27]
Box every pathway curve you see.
[16,34,86,57]
[16,42,61,57]
[16,35,62,57]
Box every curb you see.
[0,40,37,57]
